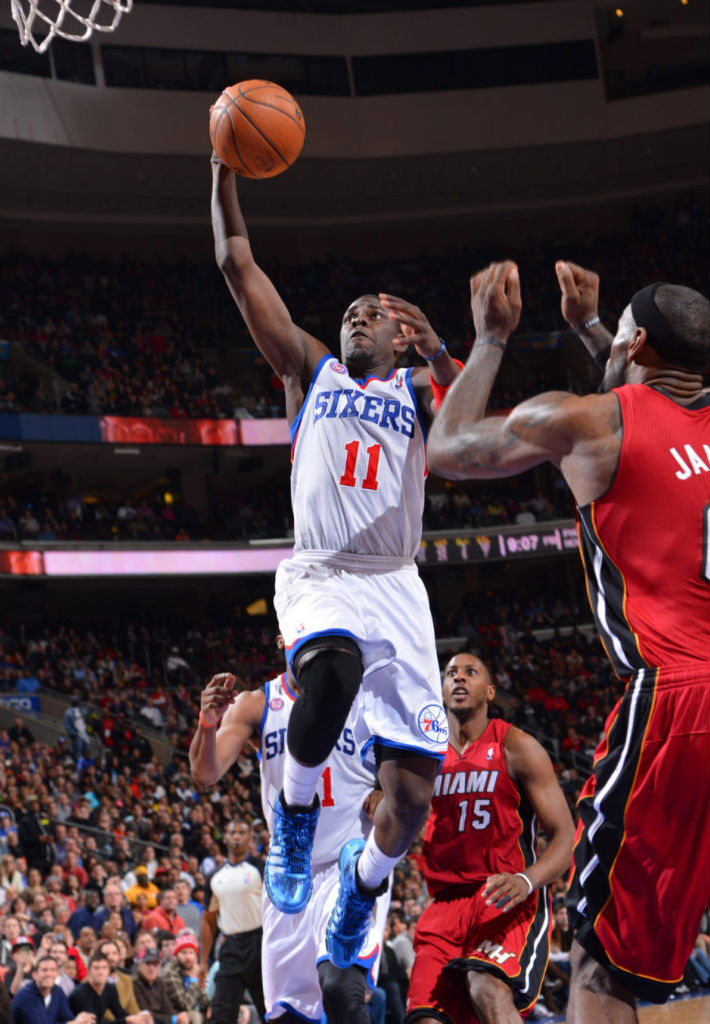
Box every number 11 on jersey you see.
[339,441,381,491]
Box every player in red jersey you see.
[406,652,575,1024]
[426,261,710,1022]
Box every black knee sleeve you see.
[287,645,363,765]
[317,961,369,1024]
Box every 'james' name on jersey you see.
[669,442,710,480]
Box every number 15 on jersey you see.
[457,798,491,831]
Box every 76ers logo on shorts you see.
[332,362,347,374]
[417,704,449,744]
[269,697,284,711]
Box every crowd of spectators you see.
[0,478,570,546]
[0,496,196,545]
[0,617,282,749]
[423,485,572,531]
[0,474,298,545]
[0,195,706,420]
[0,494,208,546]
[0,585,607,779]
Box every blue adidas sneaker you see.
[326,839,388,968]
[265,790,320,914]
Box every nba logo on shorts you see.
[417,704,449,743]
[269,697,284,711]
[332,362,347,374]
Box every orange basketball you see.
[209,80,306,179]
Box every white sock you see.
[356,833,400,890]
[283,753,323,809]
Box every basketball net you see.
[11,0,133,53]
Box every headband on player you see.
[630,283,706,369]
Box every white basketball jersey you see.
[259,673,376,867]
[289,355,427,559]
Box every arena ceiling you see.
[145,0,567,10]
[0,122,707,230]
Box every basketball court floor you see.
[552,993,709,1024]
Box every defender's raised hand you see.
[555,260,599,331]
[470,261,521,343]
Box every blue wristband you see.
[422,338,447,361]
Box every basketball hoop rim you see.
[10,0,133,54]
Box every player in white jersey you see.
[190,658,390,1024]
[210,155,461,967]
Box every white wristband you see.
[515,871,534,895]
[581,315,601,331]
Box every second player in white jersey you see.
[259,674,390,1021]
[259,673,374,866]
[190,662,391,1024]
[290,355,427,560]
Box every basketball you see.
[209,80,306,179]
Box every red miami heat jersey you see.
[577,385,710,677]
[422,719,536,896]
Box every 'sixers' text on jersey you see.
[289,356,427,559]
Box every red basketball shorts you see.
[406,883,550,1024]
[567,663,710,1002]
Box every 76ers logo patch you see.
[269,697,284,711]
[417,704,449,743]
[332,362,347,374]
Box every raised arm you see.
[483,728,575,914]
[189,673,265,788]
[426,261,620,504]
[555,260,614,362]
[211,158,329,389]
[426,260,551,478]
